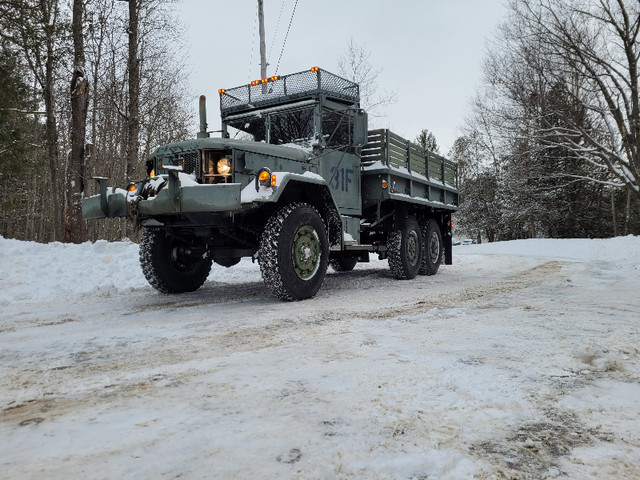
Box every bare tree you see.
[513,0,639,201]
[337,38,397,121]
[0,0,196,242]
[117,0,141,182]
[0,0,66,240]
[454,0,639,239]
[66,0,90,243]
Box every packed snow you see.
[1,235,639,479]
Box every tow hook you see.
[91,177,110,217]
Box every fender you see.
[241,171,343,250]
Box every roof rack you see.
[219,67,360,116]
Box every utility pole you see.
[258,0,267,80]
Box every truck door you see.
[319,150,361,216]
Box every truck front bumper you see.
[82,176,242,220]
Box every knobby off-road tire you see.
[259,203,329,301]
[419,219,443,276]
[329,255,358,272]
[140,228,212,293]
[387,217,423,280]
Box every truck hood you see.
[151,137,312,162]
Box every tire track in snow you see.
[356,261,565,321]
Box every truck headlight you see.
[217,157,231,175]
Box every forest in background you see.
[453,0,640,240]
[0,0,191,243]
[0,0,638,244]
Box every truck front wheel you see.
[140,228,212,293]
[259,203,329,301]
[387,217,423,279]
[419,219,443,276]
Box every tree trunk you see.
[43,81,61,242]
[625,187,631,236]
[65,0,89,243]
[126,0,140,181]
[39,0,63,242]
[611,190,618,237]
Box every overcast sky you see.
[176,0,508,153]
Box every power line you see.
[274,0,299,75]
[268,0,287,62]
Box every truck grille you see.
[169,151,198,175]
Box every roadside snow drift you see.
[1,235,639,479]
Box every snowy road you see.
[1,237,639,479]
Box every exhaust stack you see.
[197,95,209,139]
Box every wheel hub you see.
[170,242,201,272]
[292,225,321,280]
[429,232,440,263]
[406,230,420,266]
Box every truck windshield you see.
[226,105,314,145]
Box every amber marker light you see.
[271,174,277,186]
[218,88,226,94]
[269,76,279,82]
[251,80,260,86]
[258,170,271,183]
[310,66,319,72]
[255,167,274,191]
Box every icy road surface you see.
[1,236,639,479]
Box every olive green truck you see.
[83,67,459,300]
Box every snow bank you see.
[458,236,640,268]
[0,237,145,303]
[0,236,263,304]
[1,235,638,305]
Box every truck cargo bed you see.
[361,129,459,210]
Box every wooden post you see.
[258,0,267,93]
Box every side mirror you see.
[353,109,368,147]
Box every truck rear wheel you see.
[387,217,423,280]
[259,202,329,301]
[419,219,443,276]
[140,228,212,293]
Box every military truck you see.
[83,67,459,300]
